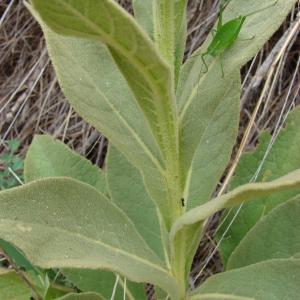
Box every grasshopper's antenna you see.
[244,0,278,18]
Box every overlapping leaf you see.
[31,0,178,162]
[27,2,176,228]
[171,169,300,244]
[106,146,168,262]
[24,135,147,299]
[191,259,300,300]
[178,0,297,207]
[217,107,300,266]
[0,178,179,298]
[228,195,300,269]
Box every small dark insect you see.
[200,0,278,76]
[181,198,185,207]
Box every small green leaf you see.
[24,135,107,195]
[0,239,36,273]
[0,178,179,299]
[228,195,300,270]
[0,268,33,299]
[191,259,300,300]
[7,140,21,153]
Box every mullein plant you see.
[0,0,300,299]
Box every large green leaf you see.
[0,269,33,299]
[23,135,145,299]
[171,169,300,244]
[24,135,107,195]
[0,178,179,299]
[217,107,300,267]
[190,259,300,300]
[26,3,177,229]
[106,146,168,262]
[30,0,178,163]
[228,195,300,270]
[178,0,296,203]
[63,270,146,300]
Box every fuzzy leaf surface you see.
[24,135,107,195]
[23,135,145,299]
[228,195,300,269]
[133,0,187,86]
[217,107,300,267]
[178,0,296,205]
[191,259,300,300]
[0,178,179,298]
[31,0,178,160]
[27,4,173,228]
[106,146,167,262]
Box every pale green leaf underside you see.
[57,292,105,300]
[192,259,300,300]
[31,0,178,158]
[0,269,32,300]
[24,134,107,195]
[106,146,167,262]
[218,106,300,267]
[228,195,300,270]
[171,169,300,242]
[0,178,178,298]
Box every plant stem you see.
[154,0,176,77]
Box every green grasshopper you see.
[200,0,278,76]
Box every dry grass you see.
[1,0,300,297]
